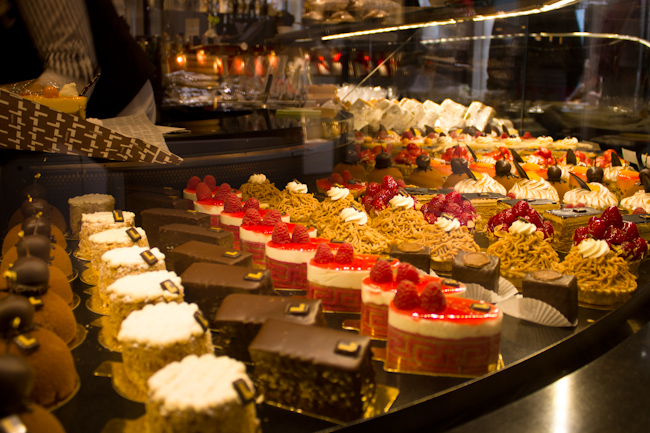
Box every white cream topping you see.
[265,243,320,264]
[525,155,547,166]
[147,354,255,413]
[604,166,630,183]
[454,174,507,195]
[577,238,610,259]
[509,179,559,201]
[59,83,79,97]
[340,207,368,225]
[327,187,350,201]
[504,137,522,147]
[286,181,308,194]
[435,217,461,232]
[117,302,207,345]
[89,227,147,245]
[475,135,494,145]
[562,183,618,210]
[101,246,165,267]
[193,201,224,215]
[389,195,415,209]
[248,174,267,184]
[477,156,496,165]
[620,190,650,213]
[535,136,554,147]
[361,281,396,306]
[509,219,537,235]
[555,137,579,149]
[107,270,183,303]
[69,193,115,205]
[81,211,135,224]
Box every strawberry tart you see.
[183,175,217,200]
[219,194,288,249]
[192,182,242,226]
[240,212,316,268]
[385,281,502,376]
[360,260,466,340]
[316,171,367,198]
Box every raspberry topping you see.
[291,225,310,244]
[396,262,419,284]
[203,175,217,191]
[214,183,232,200]
[334,242,354,264]
[341,170,352,182]
[393,280,420,310]
[369,259,394,283]
[223,193,243,213]
[633,207,647,215]
[241,208,262,226]
[195,182,213,201]
[243,197,260,211]
[419,281,447,313]
[262,209,282,226]
[271,222,291,244]
[601,206,623,229]
[313,243,335,263]
[330,173,344,185]
[186,176,201,190]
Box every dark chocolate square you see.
[141,208,210,249]
[158,223,234,259]
[523,270,578,323]
[170,241,252,274]
[452,251,500,293]
[389,243,431,272]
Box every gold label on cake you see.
[335,340,360,357]
[462,252,490,269]
[330,238,344,243]
[187,209,197,213]
[244,272,264,282]
[140,250,159,266]
[126,228,141,243]
[210,227,223,232]
[232,379,255,405]
[532,269,563,281]
[286,303,310,316]
[112,210,124,222]
[470,303,492,312]
[441,212,455,220]
[14,333,39,354]
[160,279,180,294]
[28,296,44,310]
[223,250,242,259]
[398,242,423,253]
[442,278,461,287]
[0,415,28,433]
[193,311,209,332]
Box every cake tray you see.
[68,323,88,350]
[92,317,123,352]
[44,374,81,412]
[68,268,79,283]
[73,248,90,261]
[85,287,109,315]
[100,416,146,433]
[71,293,81,310]
[81,267,98,285]
[95,360,147,403]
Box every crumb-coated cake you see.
[0,354,67,433]
[180,262,274,321]
[103,270,184,349]
[158,223,233,258]
[141,208,211,249]
[522,269,578,323]
[385,282,502,376]
[146,354,260,433]
[213,294,325,362]
[0,296,78,408]
[117,302,213,392]
[169,240,253,275]
[249,319,376,422]
[68,193,115,236]
[88,227,149,275]
[78,210,136,259]
[452,251,501,293]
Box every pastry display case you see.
[1,0,650,432]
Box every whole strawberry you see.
[393,280,420,310]
[334,243,355,264]
[262,209,282,226]
[203,175,217,191]
[601,206,624,229]
[313,243,335,263]
[291,225,310,244]
[369,259,394,283]
[214,183,232,200]
[243,197,260,211]
[420,281,447,313]
[271,222,291,244]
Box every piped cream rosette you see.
[508,178,559,202]
[239,173,281,203]
[271,180,319,224]
[311,186,356,232]
[562,182,618,210]
[369,194,427,245]
[319,206,389,255]
[454,173,507,195]
[620,190,650,214]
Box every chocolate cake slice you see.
[170,240,252,274]
[249,319,376,422]
[452,251,500,293]
[497,198,560,214]
[141,208,210,249]
[523,269,578,323]
[159,223,233,257]
[213,294,325,362]
[180,262,274,320]
[545,207,601,252]
[127,193,192,225]
[389,242,430,272]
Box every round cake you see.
[68,193,115,236]
[78,211,136,259]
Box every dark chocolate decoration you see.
[470,303,492,312]
[374,152,392,169]
[640,168,650,193]
[462,126,478,136]
[398,242,423,253]
[232,379,256,405]
[28,297,44,310]
[223,250,242,259]
[512,160,529,180]
[547,165,563,182]
[378,124,387,134]
[0,296,35,337]
[586,167,604,183]
[335,340,361,357]
[459,160,477,181]
[244,272,264,282]
[462,252,490,269]
[343,148,360,165]
[20,198,51,219]
[566,149,577,166]
[415,154,431,171]
[442,278,460,287]
[510,149,525,163]
[450,158,467,175]
[193,310,209,332]
[495,159,512,176]
[465,144,478,162]
[126,228,141,243]
[572,208,587,213]
[330,239,345,244]
[611,152,623,167]
[348,179,358,185]
[425,125,436,135]
[113,210,124,223]
[532,269,563,281]
[286,303,310,316]
[13,333,40,355]
[160,280,180,295]
[569,172,591,191]
[140,250,159,266]
[21,216,51,238]
[0,354,34,418]
[7,256,49,296]
[441,212,455,220]
[16,235,52,262]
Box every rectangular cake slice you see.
[141,208,210,249]
[544,207,601,252]
[249,319,376,422]
[170,240,253,274]
[522,269,578,323]
[180,262,274,320]
[452,251,500,293]
[497,198,560,214]
[159,223,233,257]
[127,193,192,225]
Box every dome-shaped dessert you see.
[367,152,404,184]
[442,158,471,188]
[3,216,67,256]
[334,148,367,181]
[7,197,67,234]
[494,159,519,192]
[546,165,572,201]
[407,154,444,188]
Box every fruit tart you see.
[485,200,554,244]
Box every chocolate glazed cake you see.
[168,240,250,274]
[452,251,501,293]
[523,269,578,323]
[158,223,233,257]
[141,208,210,249]
[213,294,325,362]
[249,319,376,422]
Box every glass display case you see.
[1,0,650,432]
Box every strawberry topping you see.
[291,225,311,244]
[262,209,282,226]
[195,182,213,201]
[223,193,243,213]
[203,175,217,191]
[214,183,232,200]
[396,262,420,284]
[271,222,291,244]
[419,281,447,313]
[243,197,260,211]
[313,243,335,263]
[186,176,201,190]
[334,242,354,264]
[393,280,420,310]
[241,208,262,226]
[369,259,394,283]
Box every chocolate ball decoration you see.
[416,154,431,170]
[450,158,468,174]
[495,160,512,176]
[547,165,563,182]
[375,152,392,169]
[21,217,52,238]
[16,235,53,262]
[0,354,34,418]
[0,295,35,337]
[7,256,50,296]
[20,198,51,219]
[587,166,604,183]
[343,149,360,165]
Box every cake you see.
[332,148,367,181]
[21,83,87,118]
[360,260,466,339]
[442,158,470,189]
[319,207,389,255]
[406,154,445,188]
[417,215,481,275]
[0,295,78,408]
[546,165,572,201]
[1,234,73,282]
[367,152,404,184]
[141,208,211,249]
[146,354,260,433]
[311,186,357,233]
[562,174,618,210]
[454,172,507,196]
[182,175,238,201]
[385,281,502,376]
[249,319,376,422]
[240,212,315,268]
[316,172,368,198]
[220,196,289,250]
[3,215,67,256]
[388,242,431,272]
[493,160,519,193]
[522,269,578,323]
[239,173,282,203]
[508,178,560,202]
[452,251,501,293]
[485,200,555,244]
[272,180,321,223]
[158,223,234,258]
[0,354,67,433]
[368,194,427,245]
[496,198,560,215]
[9,197,67,234]
[126,193,192,225]
[418,190,480,230]
[544,207,601,252]
[88,227,149,277]
[180,262,274,320]
[78,211,136,259]
[213,294,325,362]
[117,302,213,392]
[68,193,115,236]
[103,270,184,350]
[169,240,253,275]
[623,213,650,243]
[621,190,650,214]
[192,182,243,226]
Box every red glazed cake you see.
[192,182,243,226]
[360,261,466,340]
[385,282,502,376]
[306,243,397,313]
[219,195,288,249]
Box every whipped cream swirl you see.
[509,219,537,235]
[509,179,559,201]
[454,175,507,195]
[577,238,610,259]
[286,181,308,194]
[389,195,415,209]
[555,137,579,149]
[475,135,494,146]
[327,186,350,201]
[604,166,630,183]
[535,136,554,147]
[340,207,368,225]
[562,182,618,210]
[435,216,461,232]
[504,136,522,147]
[620,190,650,213]
[248,174,267,184]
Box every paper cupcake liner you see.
[463,278,518,303]
[496,296,576,327]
